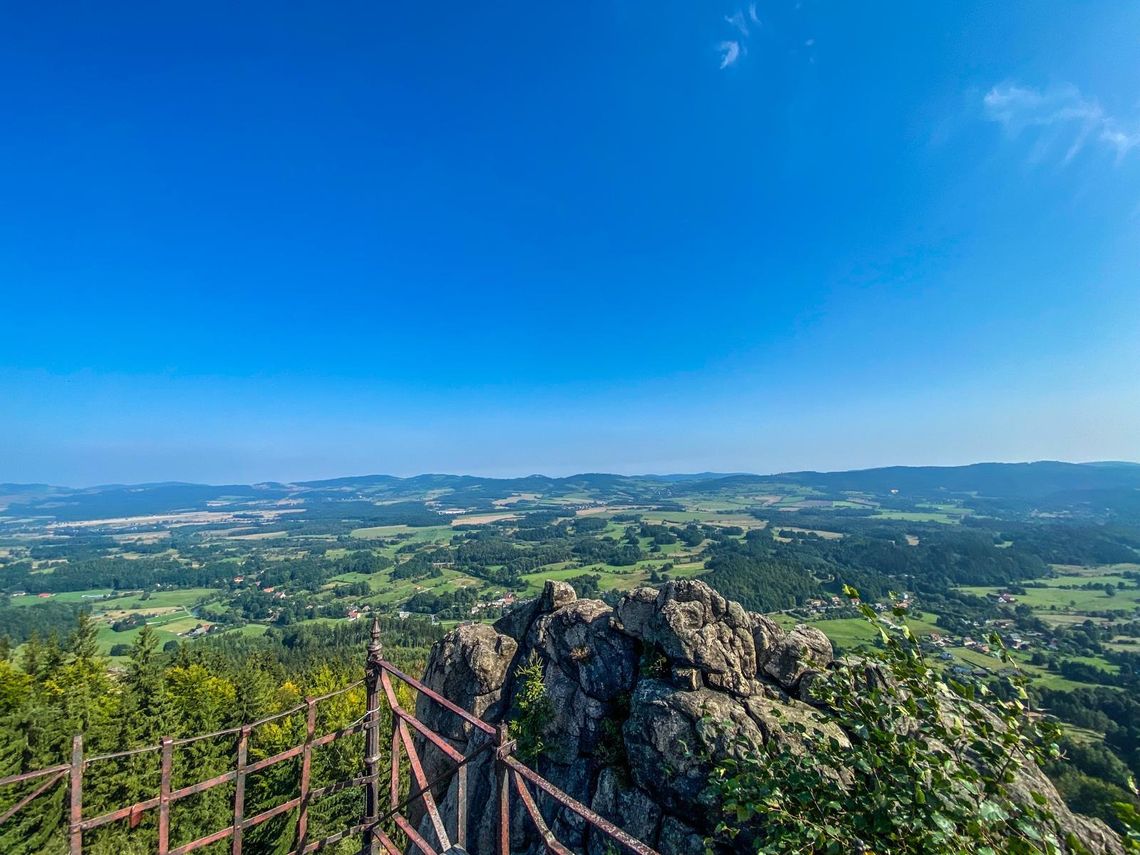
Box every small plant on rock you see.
[512,651,553,763]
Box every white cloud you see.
[718,40,743,69]
[724,10,749,37]
[983,82,1140,163]
[718,6,761,70]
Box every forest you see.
[2,461,1140,850]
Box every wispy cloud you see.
[718,40,743,69]
[724,10,750,37]
[983,82,1140,163]
[717,6,759,69]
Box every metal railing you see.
[0,618,659,854]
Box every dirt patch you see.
[574,506,613,517]
[450,513,518,527]
[778,526,844,540]
[492,493,540,507]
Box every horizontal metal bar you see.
[167,823,234,855]
[241,795,301,830]
[244,744,305,774]
[311,719,365,748]
[79,738,354,832]
[380,660,496,735]
[309,775,371,801]
[169,769,237,802]
[298,819,369,853]
[80,796,160,831]
[0,764,70,787]
[86,743,162,763]
[504,757,660,855]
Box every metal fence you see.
[0,619,659,855]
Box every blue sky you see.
[2,1,1139,485]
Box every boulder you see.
[416,622,516,741]
[541,579,577,612]
[763,624,833,690]
[526,599,637,702]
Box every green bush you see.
[512,652,553,762]
[705,586,1085,854]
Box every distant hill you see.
[761,461,1140,499]
[1,461,1137,522]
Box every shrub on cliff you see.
[707,586,1079,854]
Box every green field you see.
[778,613,944,651]
[874,511,961,523]
[953,567,1140,690]
[960,576,1140,614]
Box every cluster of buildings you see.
[469,592,518,616]
[797,592,915,619]
[987,591,1019,605]
[182,623,221,639]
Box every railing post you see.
[158,737,173,854]
[497,724,511,855]
[456,759,467,851]
[297,698,317,848]
[232,725,250,855]
[69,734,83,855]
[363,616,383,855]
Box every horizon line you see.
[5,458,1139,492]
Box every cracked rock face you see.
[411,579,1122,855]
[415,621,516,740]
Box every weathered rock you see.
[657,815,705,855]
[493,596,540,641]
[410,623,516,851]
[742,693,850,756]
[409,580,1122,855]
[797,668,828,705]
[526,599,637,703]
[749,612,786,666]
[616,581,760,696]
[763,623,833,690]
[416,622,517,741]
[613,585,658,638]
[544,759,592,851]
[670,665,702,691]
[541,579,577,612]
[587,767,661,855]
[624,679,764,815]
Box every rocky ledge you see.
[410,579,1122,854]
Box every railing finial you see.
[367,615,382,662]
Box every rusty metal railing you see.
[0,618,660,854]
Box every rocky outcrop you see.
[411,579,1122,854]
